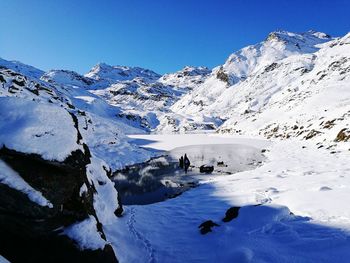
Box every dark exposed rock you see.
[222,207,241,222]
[322,119,336,129]
[199,165,214,173]
[114,193,124,217]
[12,78,25,86]
[304,129,322,140]
[264,62,279,72]
[68,112,83,144]
[0,146,118,262]
[335,128,350,142]
[216,66,230,85]
[198,220,219,234]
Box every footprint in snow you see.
[255,191,272,204]
[319,186,332,191]
[276,174,287,178]
[265,187,279,194]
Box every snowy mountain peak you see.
[266,30,331,44]
[210,30,333,86]
[85,62,161,84]
[41,69,95,87]
[180,66,211,76]
[158,66,211,90]
[0,57,44,79]
[306,30,332,39]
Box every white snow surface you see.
[0,97,82,161]
[128,133,269,151]
[104,134,350,263]
[0,159,53,208]
[87,157,120,225]
[64,215,107,250]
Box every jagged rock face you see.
[0,146,118,262]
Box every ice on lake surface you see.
[169,144,264,174]
[113,144,264,205]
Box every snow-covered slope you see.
[158,30,349,148]
[218,33,350,145]
[90,79,187,130]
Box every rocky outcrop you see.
[222,207,241,222]
[0,145,118,262]
[335,128,350,142]
[198,220,219,234]
[216,66,230,85]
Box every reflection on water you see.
[112,144,265,205]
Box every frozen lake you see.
[113,140,266,205]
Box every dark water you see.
[112,144,264,205]
[112,156,197,205]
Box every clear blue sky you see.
[1,0,349,74]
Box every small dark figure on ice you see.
[179,154,191,173]
[179,156,184,169]
[184,154,190,173]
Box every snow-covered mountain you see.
[0,57,44,79]
[157,30,349,149]
[159,66,211,90]
[41,69,95,87]
[85,62,161,88]
[86,65,211,130]
[40,63,206,130]
[90,79,187,130]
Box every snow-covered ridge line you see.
[157,30,350,150]
[0,57,44,79]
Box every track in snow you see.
[127,207,156,263]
